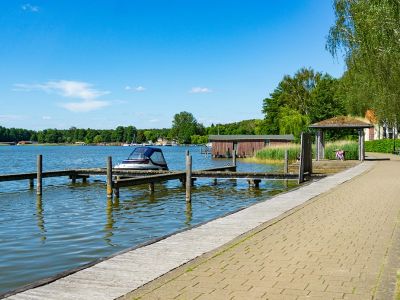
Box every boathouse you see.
[209,135,294,158]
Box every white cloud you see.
[189,87,212,94]
[42,116,52,120]
[14,80,110,113]
[60,100,110,112]
[125,85,146,92]
[21,4,39,12]
[135,86,146,92]
[14,80,109,100]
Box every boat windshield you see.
[127,147,149,160]
[150,150,167,165]
[126,147,167,166]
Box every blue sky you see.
[0,0,344,130]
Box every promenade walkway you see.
[124,156,400,300]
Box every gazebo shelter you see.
[309,116,374,161]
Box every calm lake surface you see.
[0,145,297,294]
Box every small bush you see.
[365,139,400,153]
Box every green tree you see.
[327,0,400,123]
[123,126,137,143]
[309,75,346,122]
[171,111,201,144]
[278,107,310,138]
[112,126,125,142]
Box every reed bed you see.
[324,141,359,160]
[255,140,359,161]
[255,144,300,161]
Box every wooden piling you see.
[37,155,42,195]
[284,149,289,174]
[232,150,237,166]
[106,156,113,198]
[186,153,192,203]
[29,178,34,189]
[248,179,261,188]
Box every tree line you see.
[0,115,268,144]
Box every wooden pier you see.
[0,141,314,200]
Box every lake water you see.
[0,145,297,295]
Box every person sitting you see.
[335,149,345,161]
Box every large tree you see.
[171,111,201,144]
[327,0,400,125]
[262,68,344,138]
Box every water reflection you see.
[104,198,115,246]
[36,195,46,243]
[185,202,192,225]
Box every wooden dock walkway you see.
[0,159,307,198]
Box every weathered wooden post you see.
[248,179,261,188]
[37,155,42,195]
[186,151,192,203]
[29,178,34,189]
[106,156,113,198]
[298,132,312,184]
[284,149,289,174]
[232,150,237,166]
[358,129,365,161]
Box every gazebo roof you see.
[309,116,373,129]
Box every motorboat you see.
[114,147,169,170]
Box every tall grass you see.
[255,140,359,161]
[255,144,300,161]
[324,141,358,160]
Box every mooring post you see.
[29,178,34,189]
[232,150,237,166]
[247,179,261,188]
[37,154,42,195]
[284,149,289,174]
[186,152,192,203]
[107,156,113,198]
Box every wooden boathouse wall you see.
[236,141,265,157]
[209,135,295,158]
[212,141,234,157]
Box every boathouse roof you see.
[309,116,373,129]
[208,134,295,141]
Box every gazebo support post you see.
[316,130,324,161]
[358,129,365,161]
